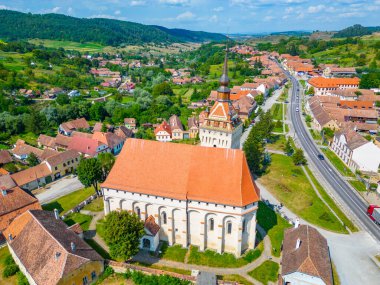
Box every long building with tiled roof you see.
[101,138,260,257]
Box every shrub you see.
[3,264,19,278]
[17,271,29,285]
[4,254,16,266]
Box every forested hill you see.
[333,24,380,38]
[0,10,227,45]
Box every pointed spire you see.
[223,46,228,78]
[217,44,230,101]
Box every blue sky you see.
[1,0,379,33]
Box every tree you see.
[152,82,173,97]
[97,152,115,181]
[255,94,264,105]
[101,123,107,132]
[284,137,293,156]
[292,148,307,165]
[77,158,103,195]
[56,94,70,105]
[103,211,144,260]
[26,152,39,166]
[243,129,265,175]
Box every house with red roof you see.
[154,121,172,142]
[68,136,109,157]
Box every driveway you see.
[36,176,84,204]
[258,181,380,284]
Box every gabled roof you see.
[0,150,13,164]
[60,118,90,133]
[115,126,134,139]
[335,129,369,150]
[12,140,43,158]
[93,132,125,149]
[308,77,360,88]
[102,139,260,207]
[11,163,52,186]
[282,225,333,285]
[144,215,160,236]
[154,121,172,136]
[4,210,103,285]
[37,134,56,148]
[55,134,72,148]
[68,136,105,157]
[0,174,16,191]
[45,150,80,168]
[169,115,184,131]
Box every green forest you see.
[0,10,226,46]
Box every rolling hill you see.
[333,24,380,38]
[0,10,227,46]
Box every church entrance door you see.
[142,238,151,249]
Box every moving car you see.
[317,154,324,160]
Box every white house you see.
[154,121,172,142]
[101,139,260,257]
[331,129,380,174]
[281,224,333,285]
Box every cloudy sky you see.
[1,0,379,34]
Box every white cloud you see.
[209,14,218,23]
[176,11,195,20]
[264,15,274,21]
[159,0,190,6]
[130,0,146,6]
[114,10,121,15]
[51,7,61,13]
[307,5,325,13]
[213,6,224,12]
[67,7,74,15]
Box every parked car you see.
[317,154,324,160]
[296,107,299,112]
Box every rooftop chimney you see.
[71,242,76,252]
[296,238,301,250]
[53,209,60,220]
[8,234,13,241]
[294,218,300,229]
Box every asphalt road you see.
[277,61,380,241]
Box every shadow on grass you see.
[42,201,63,213]
[85,238,112,260]
[256,201,278,239]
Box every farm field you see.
[29,39,105,52]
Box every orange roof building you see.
[308,77,360,95]
[102,138,260,257]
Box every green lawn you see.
[266,134,286,151]
[85,239,112,260]
[322,149,355,177]
[260,154,348,233]
[187,240,264,268]
[220,275,252,285]
[96,218,107,240]
[9,132,39,146]
[248,261,279,285]
[349,180,367,192]
[0,143,9,150]
[64,212,93,231]
[271,103,284,121]
[310,129,323,141]
[83,197,104,212]
[42,187,96,214]
[29,39,105,52]
[304,167,357,232]
[257,202,291,257]
[0,247,17,285]
[159,243,188,262]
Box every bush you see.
[17,271,29,285]
[3,264,19,278]
[4,254,16,266]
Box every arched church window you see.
[135,207,141,219]
[227,221,232,234]
[209,218,214,231]
[161,211,167,224]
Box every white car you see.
[296,107,299,112]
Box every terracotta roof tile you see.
[308,77,360,88]
[0,150,13,164]
[93,132,125,149]
[37,135,56,148]
[144,216,160,236]
[102,139,260,207]
[154,121,172,136]
[11,163,52,186]
[68,136,105,157]
[45,150,80,168]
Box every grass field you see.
[159,242,188,262]
[322,149,355,177]
[304,167,357,232]
[349,180,367,192]
[248,260,279,285]
[29,39,105,52]
[42,186,95,214]
[83,197,104,212]
[259,154,348,233]
[266,134,287,151]
[271,103,284,121]
[187,240,264,268]
[257,202,291,257]
[0,51,29,71]
[9,132,39,146]
[64,212,93,231]
[0,247,17,285]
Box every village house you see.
[12,140,44,160]
[11,163,53,191]
[93,122,114,133]
[68,136,110,157]
[37,134,56,150]
[124,118,137,130]
[4,210,104,285]
[233,95,257,121]
[154,121,172,142]
[59,118,90,136]
[101,139,260,257]
[331,129,380,174]
[92,132,125,155]
[307,77,360,96]
[306,97,340,132]
[329,88,376,101]
[323,66,356,78]
[115,126,134,140]
[54,134,73,150]
[0,175,41,242]
[45,150,81,179]
[169,115,185,140]
[280,224,333,285]
[187,116,199,139]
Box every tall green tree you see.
[292,148,307,165]
[26,152,39,166]
[284,137,293,156]
[97,152,116,181]
[103,211,145,260]
[77,158,103,195]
